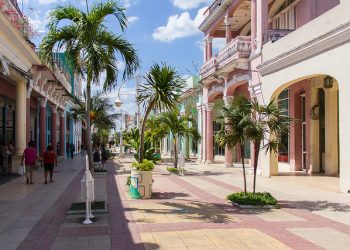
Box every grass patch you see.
[227,192,278,207]
[167,167,179,173]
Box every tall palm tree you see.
[160,110,200,168]
[245,100,291,193]
[39,1,139,167]
[216,95,252,193]
[136,63,184,163]
[71,91,121,131]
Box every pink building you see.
[199,0,350,192]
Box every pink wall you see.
[296,0,340,28]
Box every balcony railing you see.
[0,0,36,39]
[217,36,251,67]
[200,36,251,79]
[266,29,294,43]
[200,56,217,79]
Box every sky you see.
[20,0,224,127]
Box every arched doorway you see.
[270,75,339,177]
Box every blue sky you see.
[21,0,220,119]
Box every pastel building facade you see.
[0,0,81,174]
[199,0,350,192]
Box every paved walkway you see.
[1,156,350,249]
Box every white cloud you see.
[127,16,139,26]
[171,0,211,10]
[152,6,207,43]
[37,0,57,4]
[123,0,138,8]
[28,10,51,34]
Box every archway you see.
[269,75,339,179]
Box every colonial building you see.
[0,0,81,174]
[198,0,350,192]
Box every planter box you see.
[228,200,278,209]
[67,201,108,215]
[131,170,153,199]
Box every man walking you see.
[21,141,37,184]
[69,143,75,159]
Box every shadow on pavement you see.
[279,200,350,212]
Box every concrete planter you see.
[228,200,278,209]
[131,170,153,199]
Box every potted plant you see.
[130,159,154,198]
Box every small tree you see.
[216,95,251,193]
[245,100,291,193]
[136,63,184,163]
[160,110,200,168]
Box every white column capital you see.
[206,35,213,44]
[207,103,215,111]
[60,110,65,118]
[39,98,47,108]
[51,104,58,113]
[224,15,233,26]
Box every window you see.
[278,89,289,162]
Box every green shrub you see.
[227,192,278,207]
[132,159,155,171]
[167,167,179,173]
[126,176,131,186]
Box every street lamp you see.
[114,73,142,129]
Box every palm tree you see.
[145,116,168,148]
[160,110,200,168]
[136,63,184,163]
[39,1,139,168]
[71,91,121,131]
[216,95,251,193]
[245,100,291,193]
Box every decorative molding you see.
[207,103,215,111]
[39,98,47,108]
[258,20,350,76]
[26,87,32,98]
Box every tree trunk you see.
[139,101,155,163]
[85,81,93,170]
[253,141,260,193]
[240,143,247,194]
[173,137,178,168]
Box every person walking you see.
[7,142,15,172]
[69,143,75,159]
[21,141,37,184]
[93,146,101,170]
[101,145,108,170]
[42,145,57,184]
[0,143,6,173]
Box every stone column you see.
[60,110,65,156]
[206,103,214,163]
[202,38,207,63]
[15,78,27,155]
[224,15,232,44]
[51,105,57,154]
[202,105,207,163]
[39,98,47,155]
[256,0,268,52]
[26,87,32,145]
[251,0,257,51]
[223,96,233,167]
[206,36,213,60]
[196,104,202,162]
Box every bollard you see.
[83,155,95,225]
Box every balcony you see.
[0,0,36,39]
[200,36,251,80]
[266,29,294,43]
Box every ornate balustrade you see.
[200,56,217,79]
[216,36,251,68]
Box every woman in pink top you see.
[21,141,38,184]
